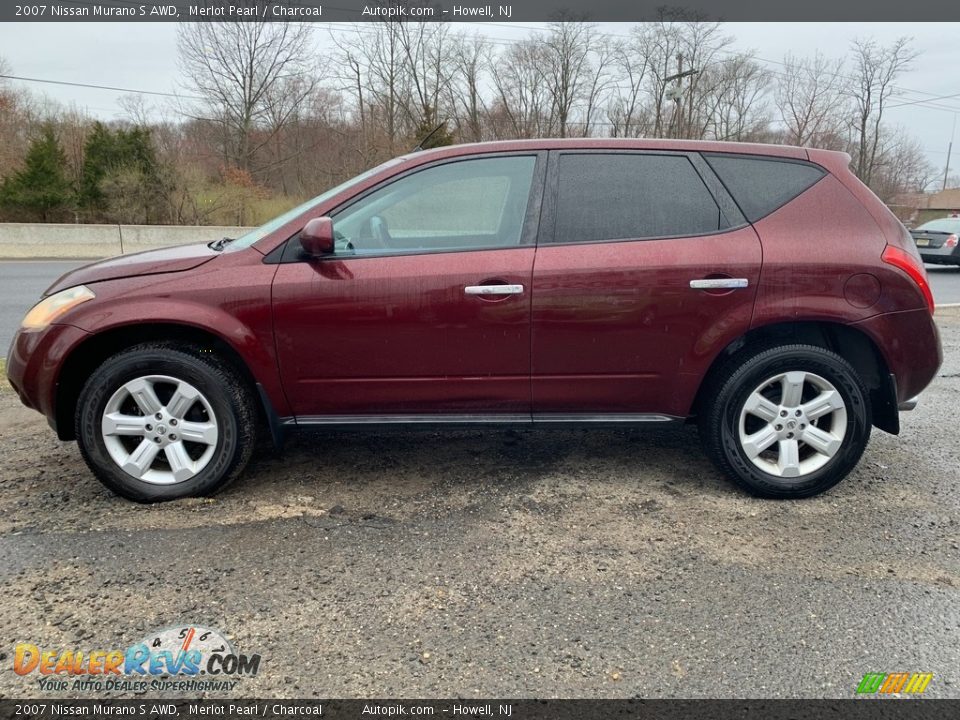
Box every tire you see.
[699,344,871,499]
[75,343,256,502]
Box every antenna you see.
[412,122,448,152]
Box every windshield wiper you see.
[208,236,235,251]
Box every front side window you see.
[553,153,723,244]
[331,156,537,256]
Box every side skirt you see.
[283,413,683,429]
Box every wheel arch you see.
[55,322,280,443]
[690,320,898,434]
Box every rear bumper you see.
[919,245,960,265]
[920,255,960,266]
[853,308,942,404]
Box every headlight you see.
[21,285,96,330]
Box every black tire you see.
[75,343,256,502]
[700,344,871,499]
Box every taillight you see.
[882,245,935,315]
[946,234,959,249]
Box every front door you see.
[272,153,544,419]
[531,151,762,419]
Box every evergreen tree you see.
[80,122,166,222]
[78,121,113,210]
[0,125,73,221]
[413,110,455,150]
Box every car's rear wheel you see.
[700,344,871,498]
[75,343,256,502]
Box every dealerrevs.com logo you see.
[856,672,934,695]
[13,625,261,693]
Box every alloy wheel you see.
[100,375,219,485]
[737,370,848,479]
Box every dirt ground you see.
[1,311,958,699]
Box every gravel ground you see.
[1,311,958,699]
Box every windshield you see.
[227,157,406,250]
[915,217,960,234]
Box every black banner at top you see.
[5,0,960,22]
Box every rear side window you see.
[553,153,723,244]
[703,154,826,223]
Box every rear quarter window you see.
[703,154,826,223]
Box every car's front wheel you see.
[75,343,256,502]
[700,344,871,498]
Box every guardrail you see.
[0,223,256,259]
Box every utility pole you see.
[664,58,699,140]
[674,54,683,139]
[944,113,957,192]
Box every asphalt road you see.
[0,260,86,354]
[0,310,958,699]
[1,259,959,355]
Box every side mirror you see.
[300,217,335,256]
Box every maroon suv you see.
[6,139,942,502]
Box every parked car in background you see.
[910,216,960,266]
[6,139,943,502]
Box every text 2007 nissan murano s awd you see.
[6,139,942,502]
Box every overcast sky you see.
[1,22,958,176]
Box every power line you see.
[4,24,959,118]
[0,73,200,101]
[455,20,960,114]
[888,90,960,110]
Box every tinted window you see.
[331,156,536,255]
[704,154,825,223]
[553,154,722,244]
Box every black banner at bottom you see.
[1,700,957,720]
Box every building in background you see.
[890,188,960,226]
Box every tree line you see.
[0,17,938,226]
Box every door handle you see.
[689,278,749,290]
[464,284,524,296]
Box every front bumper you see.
[6,323,92,434]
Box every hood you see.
[46,243,219,295]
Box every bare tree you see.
[868,127,935,201]
[118,94,153,128]
[579,36,617,137]
[774,52,847,148]
[177,20,321,178]
[847,37,919,186]
[332,23,410,156]
[605,34,652,137]
[672,21,736,139]
[707,53,772,141]
[540,19,598,137]
[448,34,489,142]
[488,38,553,139]
[0,58,29,178]
[397,22,455,135]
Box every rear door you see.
[531,150,762,419]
